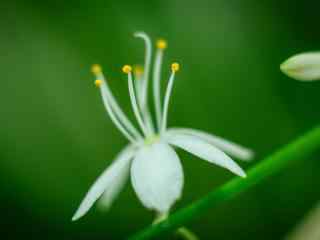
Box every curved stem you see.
[176,227,199,240]
[285,202,320,240]
[134,32,154,135]
[152,212,168,225]
[134,32,152,108]
[129,126,320,239]
[153,213,199,240]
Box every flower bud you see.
[280,52,320,81]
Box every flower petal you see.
[167,128,254,161]
[165,132,246,177]
[72,145,136,221]
[97,156,131,210]
[280,52,320,81]
[131,141,184,213]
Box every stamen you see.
[95,79,136,143]
[92,64,142,140]
[123,65,149,137]
[161,62,180,133]
[134,32,152,107]
[153,39,167,130]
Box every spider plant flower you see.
[72,32,254,221]
[280,52,320,81]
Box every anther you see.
[171,62,180,72]
[156,39,167,50]
[122,65,132,74]
[134,65,144,76]
[91,64,102,75]
[95,79,102,87]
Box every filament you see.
[161,63,179,133]
[133,65,144,109]
[133,67,155,134]
[134,32,155,134]
[127,70,149,137]
[97,80,136,143]
[134,32,152,107]
[153,47,165,130]
[95,70,142,140]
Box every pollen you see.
[171,62,180,72]
[156,39,167,50]
[134,65,144,76]
[122,65,132,74]
[91,64,102,75]
[95,79,102,87]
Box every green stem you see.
[129,126,320,240]
[176,227,199,240]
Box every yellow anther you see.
[134,65,144,76]
[122,65,132,74]
[156,39,167,49]
[171,62,180,72]
[95,79,102,87]
[91,64,102,75]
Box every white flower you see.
[280,52,320,81]
[72,32,254,221]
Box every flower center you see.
[144,134,160,145]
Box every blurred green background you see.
[1,0,320,239]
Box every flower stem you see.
[129,126,320,240]
[176,227,199,240]
[153,213,199,240]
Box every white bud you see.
[280,52,320,81]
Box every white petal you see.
[97,157,131,210]
[280,52,320,81]
[72,145,136,221]
[165,132,246,177]
[167,128,254,161]
[131,141,184,213]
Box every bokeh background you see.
[1,0,320,239]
